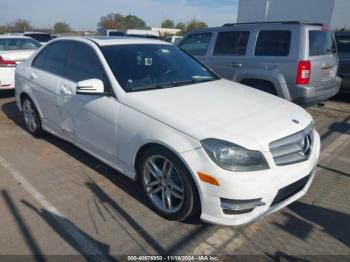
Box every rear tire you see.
[241,79,278,96]
[22,97,43,137]
[138,146,198,221]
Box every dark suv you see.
[179,22,341,106]
[335,31,350,94]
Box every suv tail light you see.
[296,60,311,85]
[0,56,16,67]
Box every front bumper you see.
[180,131,321,226]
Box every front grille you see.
[269,123,314,166]
[271,175,310,206]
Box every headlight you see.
[201,138,269,171]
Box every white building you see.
[237,0,350,29]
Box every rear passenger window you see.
[32,42,70,75]
[214,31,249,56]
[65,42,111,91]
[180,33,212,56]
[255,31,291,56]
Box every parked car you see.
[164,35,183,45]
[23,32,52,45]
[335,31,350,94]
[179,21,341,107]
[0,35,41,90]
[15,37,320,225]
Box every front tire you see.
[139,146,198,221]
[22,97,43,136]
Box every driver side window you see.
[64,42,112,92]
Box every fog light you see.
[220,198,265,215]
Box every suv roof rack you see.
[222,21,324,27]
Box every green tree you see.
[0,26,7,34]
[161,19,175,28]
[175,22,187,34]
[124,15,146,29]
[186,19,208,32]
[11,19,32,32]
[53,22,71,34]
[97,13,146,31]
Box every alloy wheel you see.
[143,155,185,214]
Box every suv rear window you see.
[335,34,350,53]
[180,33,212,56]
[214,31,249,56]
[255,31,291,56]
[309,30,336,56]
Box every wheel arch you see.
[19,92,44,119]
[134,142,202,212]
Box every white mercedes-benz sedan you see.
[0,35,41,90]
[15,37,320,225]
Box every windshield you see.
[101,44,219,92]
[0,38,41,51]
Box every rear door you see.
[205,30,250,80]
[307,28,338,87]
[30,41,71,133]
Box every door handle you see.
[60,85,73,96]
[232,62,242,68]
[30,72,38,80]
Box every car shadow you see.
[22,200,116,261]
[1,100,205,227]
[273,201,350,247]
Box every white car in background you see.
[0,35,40,90]
[15,37,320,225]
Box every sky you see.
[0,0,239,31]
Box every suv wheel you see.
[241,80,278,96]
[139,146,198,221]
[22,97,43,136]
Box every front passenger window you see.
[65,42,111,91]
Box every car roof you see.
[186,22,323,35]
[24,32,51,35]
[48,36,170,46]
[0,34,33,39]
[87,36,169,46]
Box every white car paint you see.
[15,37,320,225]
[0,35,39,90]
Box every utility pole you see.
[264,0,271,21]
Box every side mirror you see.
[76,79,104,95]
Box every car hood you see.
[122,79,313,152]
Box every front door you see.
[58,41,119,164]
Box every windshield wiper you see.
[157,77,215,89]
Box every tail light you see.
[0,56,16,67]
[296,60,311,85]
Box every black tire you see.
[22,97,44,137]
[138,146,199,221]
